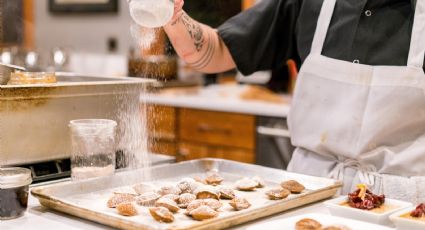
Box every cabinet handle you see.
[197,124,232,135]
[257,126,291,138]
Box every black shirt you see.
[218,0,424,75]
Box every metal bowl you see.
[0,63,26,85]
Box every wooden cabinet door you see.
[179,109,255,150]
[179,142,255,163]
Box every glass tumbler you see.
[69,119,117,181]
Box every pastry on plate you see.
[295,218,322,230]
[204,172,224,186]
[217,186,235,200]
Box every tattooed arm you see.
[163,1,236,73]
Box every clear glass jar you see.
[69,119,117,181]
[0,167,32,220]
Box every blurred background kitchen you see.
[0,0,294,183]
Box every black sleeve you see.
[217,0,301,76]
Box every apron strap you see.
[407,0,425,68]
[310,0,337,55]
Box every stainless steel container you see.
[0,73,155,166]
[0,63,26,85]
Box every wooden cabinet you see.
[178,142,255,163]
[179,109,255,149]
[147,106,256,163]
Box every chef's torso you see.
[288,0,425,203]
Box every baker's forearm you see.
[164,12,236,73]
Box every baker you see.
[163,0,425,203]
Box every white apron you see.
[288,0,425,204]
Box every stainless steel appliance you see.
[0,73,155,167]
[256,116,294,170]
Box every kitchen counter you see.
[142,84,291,118]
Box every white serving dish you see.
[324,196,412,226]
[390,207,425,230]
[246,213,394,230]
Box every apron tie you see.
[328,157,379,187]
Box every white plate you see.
[246,213,394,230]
[390,207,425,230]
[324,196,412,226]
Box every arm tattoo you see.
[180,13,205,52]
[187,30,215,70]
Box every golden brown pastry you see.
[195,185,220,200]
[149,207,174,223]
[186,199,222,213]
[116,203,138,216]
[205,173,224,186]
[295,218,322,230]
[155,197,180,213]
[252,176,266,188]
[235,178,259,191]
[266,188,291,200]
[217,186,236,200]
[229,197,251,211]
[189,205,219,221]
[162,194,180,202]
[136,192,161,207]
[177,178,200,194]
[178,193,197,209]
[281,180,306,194]
[157,185,182,196]
[133,183,156,195]
[107,193,136,208]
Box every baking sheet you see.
[32,158,342,230]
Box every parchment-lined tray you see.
[32,158,342,230]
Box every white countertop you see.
[142,85,290,118]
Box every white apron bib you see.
[288,0,425,203]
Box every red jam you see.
[410,203,425,218]
[347,186,385,210]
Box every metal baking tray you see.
[32,158,342,230]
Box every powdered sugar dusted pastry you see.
[189,205,219,221]
[235,178,259,191]
[149,207,174,223]
[266,188,291,200]
[116,203,138,216]
[107,193,136,208]
[186,199,222,213]
[194,185,220,200]
[281,180,305,194]
[155,197,179,213]
[162,194,180,202]
[133,183,156,195]
[204,172,224,186]
[136,192,161,207]
[229,197,251,211]
[252,176,265,188]
[158,185,182,196]
[177,178,199,194]
[217,186,236,200]
[178,193,196,209]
